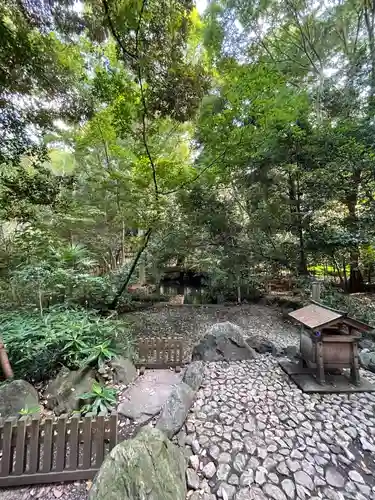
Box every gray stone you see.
[281,479,296,499]
[110,356,137,385]
[228,473,239,485]
[202,462,216,479]
[217,463,231,481]
[348,470,364,483]
[286,459,300,472]
[325,466,345,488]
[118,369,180,421]
[189,455,199,471]
[263,483,287,500]
[218,452,232,463]
[255,467,267,485]
[276,461,289,476]
[209,444,220,461]
[186,468,199,490]
[0,379,39,419]
[192,322,257,362]
[156,382,195,438]
[182,361,204,391]
[294,471,313,491]
[45,366,95,414]
[233,453,247,472]
[217,482,236,499]
[240,469,254,486]
[89,427,186,500]
[360,436,375,452]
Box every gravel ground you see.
[183,358,375,500]
[124,303,301,361]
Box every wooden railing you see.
[0,412,117,487]
[136,338,184,368]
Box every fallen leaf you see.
[86,480,93,491]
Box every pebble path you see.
[183,357,375,500]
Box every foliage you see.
[19,406,41,416]
[1,308,132,382]
[79,382,117,415]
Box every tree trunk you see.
[288,172,308,274]
[346,173,364,293]
[110,228,152,309]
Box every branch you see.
[102,0,159,201]
[102,0,137,61]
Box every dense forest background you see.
[2,0,375,316]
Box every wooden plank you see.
[0,468,99,487]
[1,418,15,477]
[28,416,40,474]
[68,415,80,471]
[14,417,27,475]
[82,415,92,469]
[94,413,105,468]
[55,415,67,472]
[108,413,118,451]
[42,417,53,473]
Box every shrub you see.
[1,307,134,382]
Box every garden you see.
[2,0,375,498]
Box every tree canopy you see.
[2,0,375,312]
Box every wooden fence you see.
[0,412,117,487]
[136,338,184,368]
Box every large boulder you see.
[44,366,96,414]
[192,322,257,362]
[0,380,39,419]
[182,361,204,391]
[89,427,186,500]
[110,356,137,385]
[359,350,375,373]
[156,382,195,438]
[246,336,280,356]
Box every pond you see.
[158,282,206,304]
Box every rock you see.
[0,380,39,419]
[284,346,298,359]
[348,470,364,483]
[44,366,96,414]
[281,479,296,499]
[186,468,199,490]
[217,482,236,499]
[359,338,375,350]
[110,357,137,385]
[263,483,287,500]
[360,436,375,452]
[294,471,313,491]
[359,351,375,372]
[202,462,216,479]
[246,337,278,356]
[89,427,186,500]
[255,467,267,485]
[325,466,345,488]
[156,382,195,438]
[183,361,204,391]
[118,370,180,421]
[191,322,256,362]
[217,463,231,481]
[189,455,199,471]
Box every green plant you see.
[79,382,117,415]
[1,308,133,382]
[83,339,119,368]
[19,405,41,416]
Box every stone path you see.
[183,357,375,500]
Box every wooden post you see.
[311,282,321,302]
